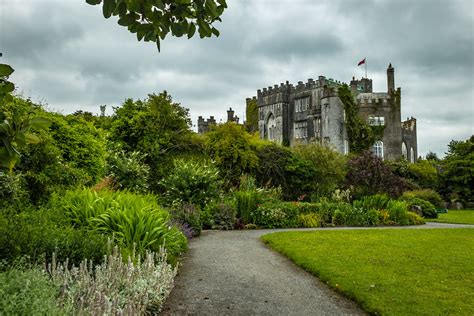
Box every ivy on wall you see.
[245,98,258,133]
[338,84,384,154]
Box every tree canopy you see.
[86,0,227,51]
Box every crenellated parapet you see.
[197,115,217,134]
[356,92,391,106]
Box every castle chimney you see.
[350,76,358,94]
[387,63,395,93]
[227,107,234,122]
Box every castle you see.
[198,64,417,162]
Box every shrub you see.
[56,189,187,260]
[106,150,150,193]
[344,207,380,226]
[298,213,321,228]
[205,122,258,186]
[0,210,108,266]
[204,201,236,230]
[0,171,29,209]
[250,201,299,228]
[407,159,440,189]
[160,159,221,208]
[0,266,65,314]
[406,211,426,225]
[353,194,391,211]
[346,151,407,198]
[49,247,177,315]
[291,143,347,200]
[401,189,443,208]
[386,200,409,225]
[404,197,438,219]
[168,203,202,237]
[235,190,258,224]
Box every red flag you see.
[358,58,366,66]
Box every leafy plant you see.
[86,0,227,51]
[168,203,202,237]
[0,266,65,314]
[404,197,438,219]
[298,213,321,228]
[106,150,150,193]
[160,158,221,208]
[0,209,109,266]
[57,189,187,260]
[48,246,178,314]
[401,189,443,208]
[203,200,236,230]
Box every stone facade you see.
[198,64,418,162]
[251,63,417,162]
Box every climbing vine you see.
[338,84,384,154]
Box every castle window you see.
[266,114,276,141]
[402,142,408,160]
[294,121,308,139]
[372,141,384,159]
[314,118,321,139]
[295,97,310,113]
[368,116,385,126]
[344,140,349,155]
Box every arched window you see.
[410,147,415,163]
[402,142,408,160]
[372,141,384,159]
[266,114,276,141]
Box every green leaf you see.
[211,27,220,37]
[24,132,41,144]
[102,0,116,18]
[0,82,15,94]
[0,64,14,77]
[86,0,102,5]
[29,117,52,130]
[187,23,196,38]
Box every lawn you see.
[428,210,474,225]
[261,229,474,315]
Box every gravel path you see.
[161,222,472,315]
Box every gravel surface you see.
[161,223,472,316]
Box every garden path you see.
[161,223,472,316]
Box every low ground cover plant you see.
[262,229,474,315]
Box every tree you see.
[0,65,51,173]
[205,122,258,186]
[109,91,195,190]
[346,151,407,198]
[440,136,474,203]
[86,0,228,51]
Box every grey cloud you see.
[2,0,473,157]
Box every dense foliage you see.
[86,0,227,51]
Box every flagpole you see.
[365,57,367,78]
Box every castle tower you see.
[387,63,395,93]
[227,107,235,122]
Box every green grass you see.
[261,229,474,315]
[428,210,474,225]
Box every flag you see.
[358,58,366,66]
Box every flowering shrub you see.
[106,150,150,193]
[48,247,177,315]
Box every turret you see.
[227,107,235,122]
[387,63,395,93]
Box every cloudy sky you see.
[1,0,473,157]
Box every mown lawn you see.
[428,210,474,225]
[261,229,474,315]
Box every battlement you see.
[356,92,391,105]
[197,115,217,134]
